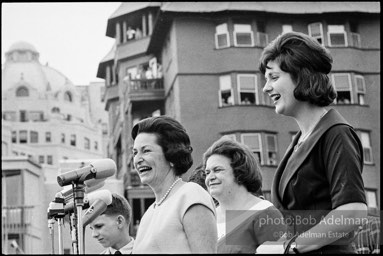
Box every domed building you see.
[1,41,113,254]
[2,41,104,181]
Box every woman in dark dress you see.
[258,31,367,254]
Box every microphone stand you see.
[70,213,78,254]
[73,182,85,254]
[48,218,55,254]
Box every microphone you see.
[57,159,116,187]
[64,189,112,214]
[59,179,106,204]
[82,191,113,227]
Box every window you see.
[365,189,378,209]
[47,155,53,165]
[328,25,347,47]
[39,155,44,164]
[256,21,268,47]
[94,141,98,151]
[215,23,230,49]
[12,131,17,143]
[70,134,76,146]
[52,107,60,113]
[241,133,262,164]
[233,24,254,47]
[16,86,29,97]
[238,74,257,105]
[61,133,65,144]
[64,91,72,102]
[84,137,90,150]
[349,22,361,48]
[30,131,38,143]
[308,22,324,45]
[29,111,44,121]
[45,132,51,143]
[19,130,27,143]
[3,111,17,121]
[355,75,366,105]
[282,24,293,34]
[222,134,236,141]
[20,110,28,122]
[219,75,233,106]
[332,73,352,104]
[358,131,373,164]
[265,134,278,165]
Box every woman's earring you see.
[170,163,174,168]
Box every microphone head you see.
[91,159,116,179]
[84,180,105,193]
[87,189,113,205]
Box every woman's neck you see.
[294,106,327,137]
[217,187,259,211]
[151,171,179,202]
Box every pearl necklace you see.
[154,177,182,207]
[294,110,327,152]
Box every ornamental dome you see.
[2,41,75,94]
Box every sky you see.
[1,2,122,85]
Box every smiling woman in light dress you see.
[131,116,217,254]
[203,137,286,253]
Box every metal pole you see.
[73,183,85,254]
[77,205,84,254]
[57,218,64,254]
[48,218,55,254]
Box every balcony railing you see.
[2,205,34,234]
[125,78,165,101]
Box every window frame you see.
[354,75,366,105]
[219,75,234,107]
[358,131,373,164]
[240,133,263,165]
[45,131,52,143]
[331,73,353,104]
[327,25,348,47]
[237,74,258,105]
[265,134,278,166]
[16,86,29,97]
[233,24,254,47]
[30,131,38,143]
[308,22,324,45]
[19,130,28,144]
[84,137,90,150]
[215,23,230,49]
[221,134,236,141]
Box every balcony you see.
[2,205,33,234]
[125,78,165,102]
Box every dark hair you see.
[131,116,193,176]
[102,193,132,226]
[188,164,208,190]
[202,137,262,194]
[259,31,337,106]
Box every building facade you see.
[98,2,380,226]
[1,41,113,253]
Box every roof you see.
[109,2,162,19]
[106,2,162,37]
[160,2,380,14]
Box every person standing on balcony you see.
[131,116,217,254]
[89,193,134,254]
[258,31,367,254]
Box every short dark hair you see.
[102,193,132,226]
[188,164,207,191]
[259,31,337,106]
[202,137,262,194]
[131,116,193,176]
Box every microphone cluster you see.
[47,158,117,254]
